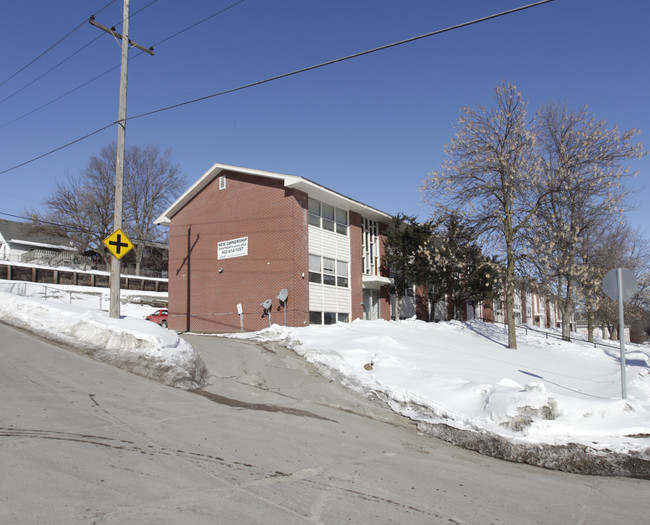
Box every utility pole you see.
[90,0,154,319]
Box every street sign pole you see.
[616,268,627,400]
[602,267,636,401]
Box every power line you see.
[0,66,120,130]
[128,0,556,121]
[0,34,105,106]
[0,210,163,245]
[0,0,247,128]
[0,0,160,107]
[0,0,117,89]
[151,0,246,48]
[0,0,556,176]
[0,123,116,175]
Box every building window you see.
[308,197,347,236]
[322,203,335,232]
[336,260,348,287]
[309,254,349,288]
[322,257,336,285]
[336,207,348,235]
[309,311,349,325]
[309,254,321,283]
[218,175,226,190]
[362,217,379,276]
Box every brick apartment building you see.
[156,163,393,333]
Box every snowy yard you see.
[1,280,649,461]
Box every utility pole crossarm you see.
[89,16,154,55]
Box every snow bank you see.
[230,318,650,467]
[0,290,207,390]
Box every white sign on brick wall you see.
[218,236,248,259]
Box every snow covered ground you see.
[0,281,207,389]
[232,321,650,457]
[1,280,649,471]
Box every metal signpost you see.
[602,267,637,400]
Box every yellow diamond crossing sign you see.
[103,228,134,260]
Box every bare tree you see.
[44,165,115,269]
[122,144,185,275]
[422,82,545,349]
[586,225,650,342]
[530,103,644,341]
[43,143,186,273]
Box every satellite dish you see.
[261,299,272,310]
[277,289,288,302]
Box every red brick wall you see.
[349,211,364,321]
[168,170,309,333]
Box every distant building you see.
[156,163,393,333]
[0,218,77,265]
[395,282,575,330]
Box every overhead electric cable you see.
[151,0,246,48]
[0,34,105,105]
[0,123,116,175]
[127,0,555,121]
[0,0,247,128]
[0,66,120,129]
[0,0,555,176]
[0,210,159,244]
[0,0,117,89]
[0,0,160,107]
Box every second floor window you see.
[309,254,349,288]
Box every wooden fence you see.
[0,261,167,293]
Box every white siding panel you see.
[308,225,323,255]
[309,283,351,313]
[322,234,337,256]
[309,283,325,310]
[336,234,350,260]
[308,224,351,261]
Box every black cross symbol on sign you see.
[109,234,130,255]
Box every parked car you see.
[145,309,168,328]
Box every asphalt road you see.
[1,322,649,524]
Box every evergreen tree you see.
[426,214,499,320]
[383,214,431,320]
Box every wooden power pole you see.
[90,0,154,319]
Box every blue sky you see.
[1,0,648,241]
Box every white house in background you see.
[0,218,77,264]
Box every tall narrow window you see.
[337,260,348,287]
[321,203,335,232]
[308,198,320,227]
[335,207,348,235]
[362,217,379,276]
[309,254,321,283]
[218,175,226,190]
[322,257,336,285]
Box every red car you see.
[145,309,168,328]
